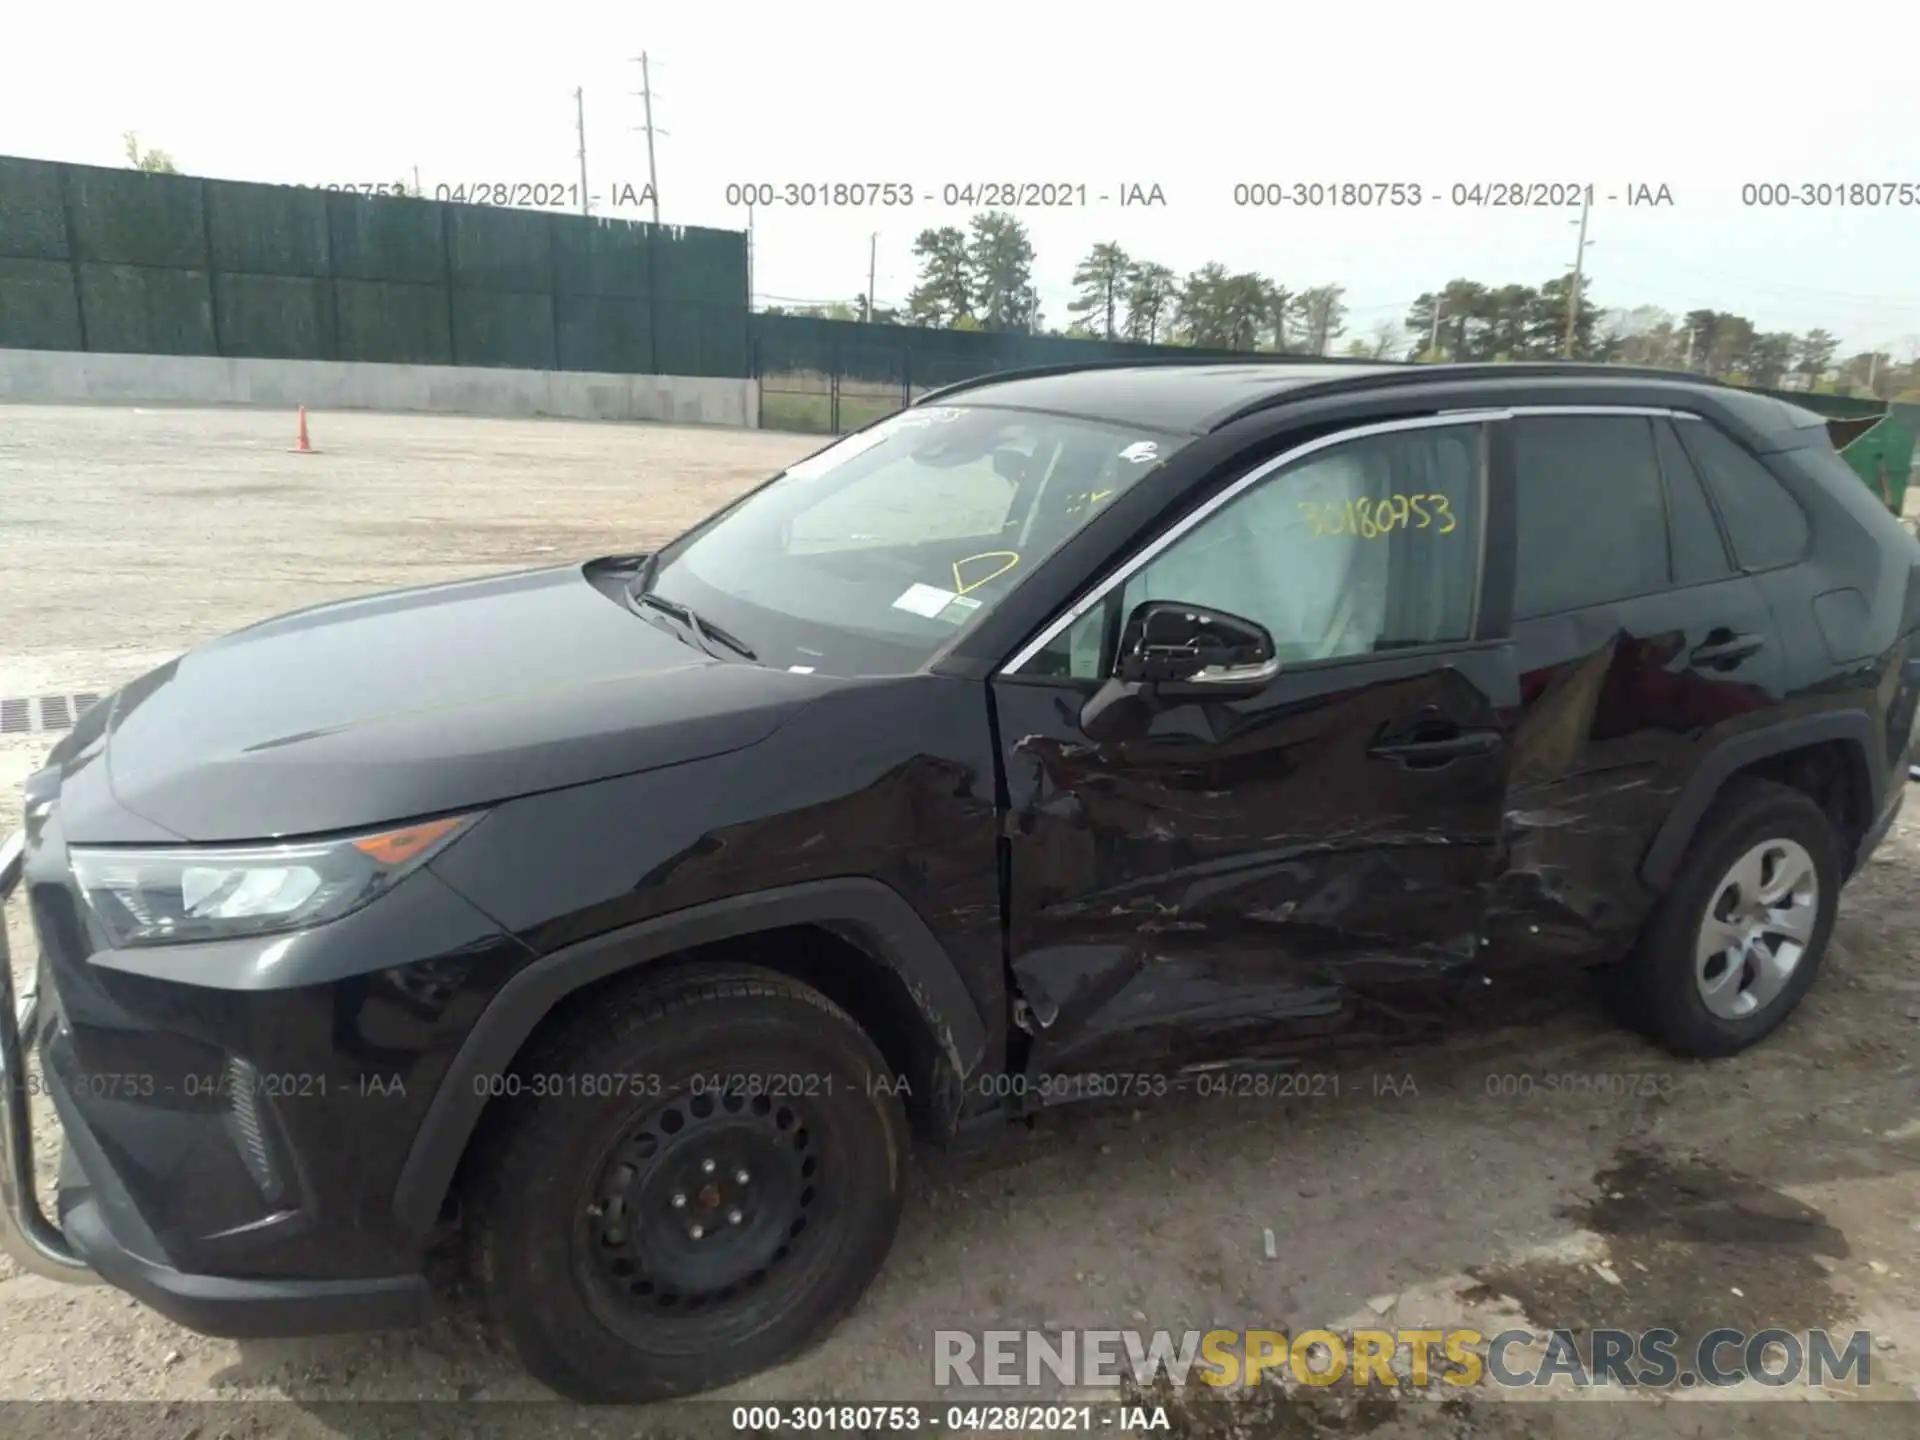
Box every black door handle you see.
[1689,633,1765,668]
[1366,729,1503,767]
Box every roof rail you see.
[910,352,1404,407]
[1207,361,1731,428]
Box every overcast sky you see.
[6,1,1917,354]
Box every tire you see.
[1617,776,1840,1058]
[469,964,909,1403]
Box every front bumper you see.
[0,819,516,1337]
[2,828,429,1332]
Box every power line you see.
[572,87,589,219]
[1575,254,1920,308]
[629,53,665,225]
[866,233,877,324]
[1563,189,1593,357]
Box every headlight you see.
[69,813,480,948]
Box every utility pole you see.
[1562,188,1592,359]
[1428,298,1444,360]
[630,53,664,225]
[573,87,590,217]
[866,233,877,323]
[745,200,755,311]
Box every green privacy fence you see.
[0,155,749,377]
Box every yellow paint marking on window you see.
[1293,493,1458,539]
[952,550,1022,595]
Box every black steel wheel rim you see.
[579,1089,823,1317]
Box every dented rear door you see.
[990,414,1518,1079]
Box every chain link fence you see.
[749,313,1262,435]
[753,341,1002,434]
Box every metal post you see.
[830,344,842,434]
[439,202,457,363]
[867,233,876,323]
[200,178,222,358]
[58,166,89,353]
[324,184,341,362]
[547,212,562,371]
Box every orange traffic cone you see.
[292,406,314,453]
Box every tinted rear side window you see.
[1676,420,1810,571]
[1653,418,1734,587]
[1511,415,1669,619]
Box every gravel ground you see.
[0,404,1916,1438]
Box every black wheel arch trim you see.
[1639,710,1884,891]
[391,877,990,1236]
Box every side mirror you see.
[1114,600,1279,691]
[1079,600,1279,743]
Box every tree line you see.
[761,210,1920,404]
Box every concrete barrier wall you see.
[0,349,757,427]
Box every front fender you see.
[389,877,989,1235]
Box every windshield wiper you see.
[630,590,758,662]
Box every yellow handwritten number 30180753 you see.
[1297,493,1455,539]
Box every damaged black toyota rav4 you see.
[6,361,1919,1402]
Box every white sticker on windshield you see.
[1119,441,1159,463]
[785,425,892,482]
[890,405,964,427]
[892,583,957,618]
[935,595,984,625]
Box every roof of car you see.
[922,359,1731,435]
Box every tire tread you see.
[1618,775,1839,1058]
[465,962,903,1401]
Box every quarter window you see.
[1654,418,1735,587]
[1676,419,1809,571]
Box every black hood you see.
[56,562,831,843]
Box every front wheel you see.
[1615,777,1840,1058]
[470,966,909,1403]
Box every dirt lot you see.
[0,404,1916,1438]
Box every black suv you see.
[5,361,1918,1403]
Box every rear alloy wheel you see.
[471,966,908,1403]
[1617,777,1840,1058]
[1692,837,1820,1022]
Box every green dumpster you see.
[1828,413,1914,516]
[1754,387,1914,517]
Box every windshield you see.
[644,404,1187,674]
